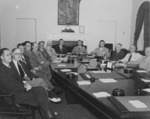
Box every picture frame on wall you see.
[58,0,79,25]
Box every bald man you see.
[128,47,150,71]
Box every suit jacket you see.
[91,47,110,58]
[72,46,87,55]
[0,62,38,106]
[38,48,52,62]
[10,61,35,81]
[22,55,32,70]
[30,50,50,74]
[54,44,68,54]
[110,50,125,61]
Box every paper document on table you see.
[53,60,61,63]
[141,78,150,83]
[99,78,117,83]
[129,100,147,108]
[85,74,91,78]
[92,71,108,73]
[61,69,71,72]
[93,92,111,98]
[142,88,150,93]
[57,64,67,67]
[77,81,91,85]
[136,70,147,73]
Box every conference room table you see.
[51,56,150,119]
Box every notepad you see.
[77,81,91,85]
[142,88,150,93]
[93,92,111,98]
[99,78,117,83]
[53,60,61,63]
[141,78,150,83]
[57,64,67,67]
[92,71,107,73]
[129,100,147,108]
[61,69,71,72]
[85,74,91,78]
[136,70,147,73]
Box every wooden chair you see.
[0,91,36,119]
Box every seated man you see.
[127,47,150,71]
[38,41,52,62]
[119,45,142,63]
[23,41,61,103]
[72,40,87,55]
[0,48,55,119]
[90,40,110,58]
[45,40,58,61]
[11,48,49,91]
[110,43,125,61]
[54,39,68,54]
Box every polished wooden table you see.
[51,57,150,119]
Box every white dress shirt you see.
[13,59,27,76]
[120,52,142,62]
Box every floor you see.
[0,92,99,119]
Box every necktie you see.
[128,53,132,62]
[17,62,25,78]
[78,47,81,54]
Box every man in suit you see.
[90,40,110,58]
[23,41,62,103]
[128,47,150,72]
[11,48,49,91]
[17,43,32,70]
[38,41,52,62]
[0,48,55,119]
[110,43,125,61]
[72,40,87,55]
[54,39,67,54]
[119,45,142,63]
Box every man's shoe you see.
[48,97,62,103]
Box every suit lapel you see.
[10,61,21,78]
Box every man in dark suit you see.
[17,43,32,70]
[110,43,125,61]
[0,48,55,119]
[54,39,68,54]
[38,41,52,62]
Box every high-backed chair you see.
[52,40,86,53]
[0,91,36,119]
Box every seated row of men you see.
[48,39,150,72]
[0,41,67,119]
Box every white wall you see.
[0,0,133,52]
[130,0,148,50]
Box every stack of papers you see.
[77,81,91,85]
[61,69,71,72]
[141,78,150,83]
[136,70,147,73]
[129,100,147,108]
[57,64,67,67]
[93,92,111,98]
[142,88,150,93]
[99,78,117,83]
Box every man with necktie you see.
[72,40,87,55]
[119,45,142,63]
[54,39,67,54]
[127,47,150,71]
[0,48,56,119]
